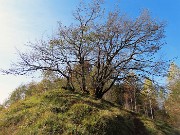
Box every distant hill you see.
[0,89,179,135]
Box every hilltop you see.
[0,89,179,135]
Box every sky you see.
[0,0,180,104]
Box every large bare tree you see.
[2,0,167,98]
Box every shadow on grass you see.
[156,121,180,135]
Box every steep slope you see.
[0,89,179,135]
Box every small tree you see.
[142,78,158,119]
[165,63,180,128]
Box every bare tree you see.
[51,0,104,93]
[2,39,74,90]
[2,0,167,99]
[89,10,167,98]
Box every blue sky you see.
[0,0,180,103]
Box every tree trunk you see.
[81,65,88,93]
[80,57,89,94]
[95,92,104,99]
[149,98,154,119]
[94,86,104,99]
[134,89,137,112]
[144,103,148,117]
[63,77,74,91]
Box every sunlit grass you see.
[0,88,179,135]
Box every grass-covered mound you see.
[0,89,179,135]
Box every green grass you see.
[0,89,179,135]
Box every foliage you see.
[164,62,180,129]
[166,80,180,128]
[141,78,158,119]
[103,75,161,120]
[0,105,4,112]
[3,77,67,107]
[167,62,180,85]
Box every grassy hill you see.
[0,89,179,135]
